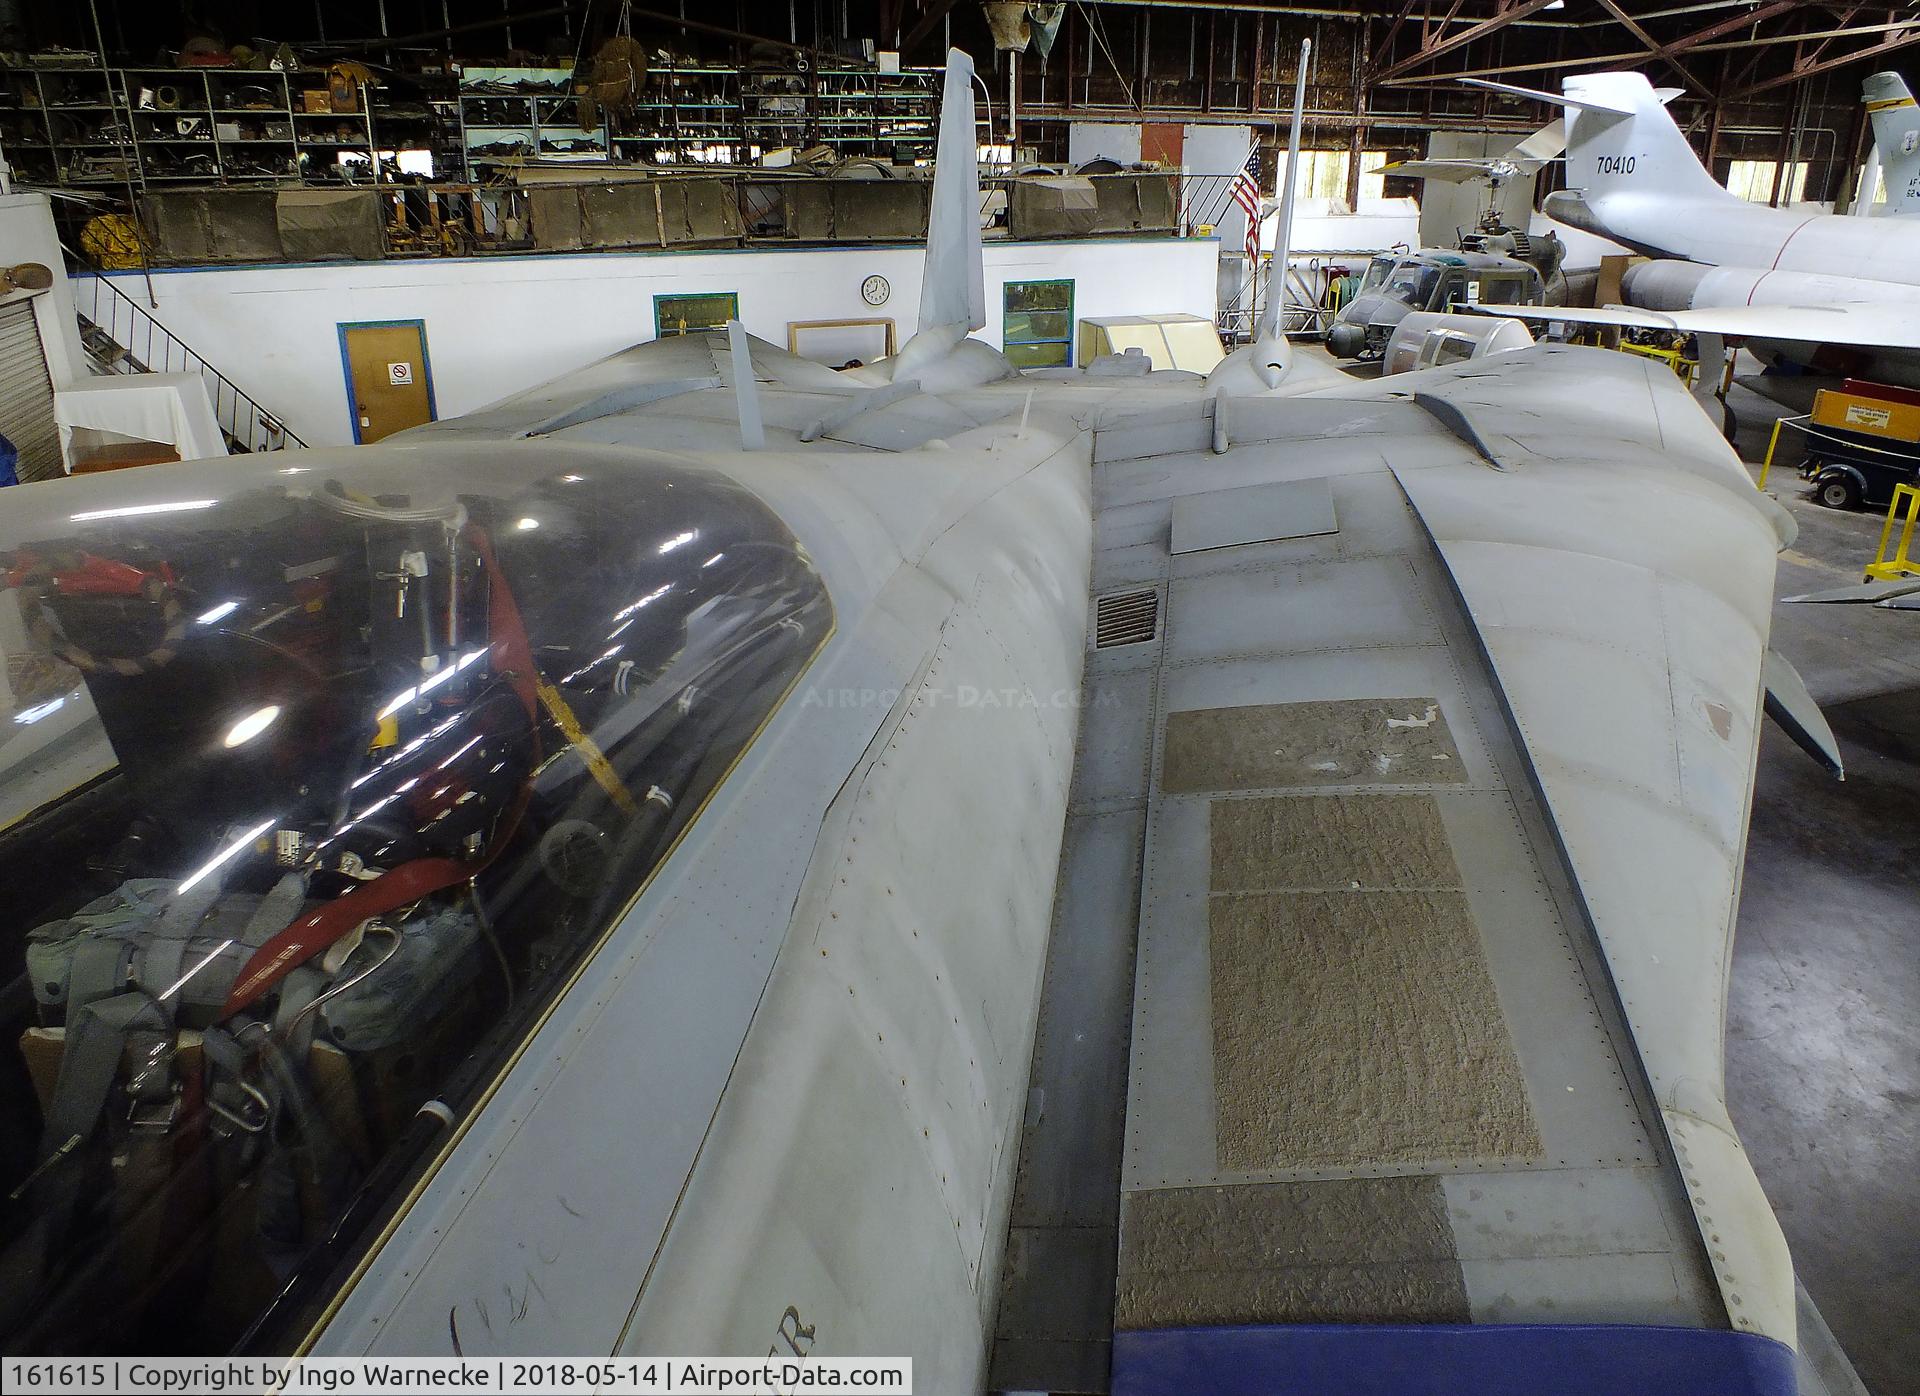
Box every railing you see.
[1219,255,1347,344]
[66,264,303,453]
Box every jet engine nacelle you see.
[1623,258,1920,316]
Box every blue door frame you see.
[337,318,438,444]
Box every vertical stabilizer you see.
[1258,38,1311,344]
[1560,71,1732,209]
[1864,71,1920,215]
[921,48,986,334]
[1206,38,1309,397]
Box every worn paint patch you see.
[1207,794,1542,1172]
[1161,698,1466,793]
[1211,792,1458,892]
[1116,1176,1470,1328]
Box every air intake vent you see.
[1094,588,1160,649]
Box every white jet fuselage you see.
[1539,70,1920,379]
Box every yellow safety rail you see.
[1617,338,1699,386]
[1866,483,1920,582]
[1756,415,1810,490]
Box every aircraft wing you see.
[1470,299,1920,351]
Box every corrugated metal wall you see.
[0,299,62,483]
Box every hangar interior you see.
[0,2,1915,1395]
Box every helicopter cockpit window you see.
[0,453,831,1354]
[1472,270,1541,306]
[1358,256,1394,294]
[1383,260,1445,310]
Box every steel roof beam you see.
[1373,0,1564,83]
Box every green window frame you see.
[654,291,740,338]
[1003,279,1074,368]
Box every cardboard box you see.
[301,89,331,113]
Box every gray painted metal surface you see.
[1168,477,1338,555]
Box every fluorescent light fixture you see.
[197,600,240,625]
[71,499,218,522]
[11,697,66,725]
[223,704,281,748]
[176,818,276,895]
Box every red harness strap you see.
[220,856,472,1017]
[219,525,543,1020]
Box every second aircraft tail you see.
[1864,71,1920,216]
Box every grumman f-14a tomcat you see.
[0,40,1861,1396]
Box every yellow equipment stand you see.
[1866,482,1920,582]
[1618,338,1698,387]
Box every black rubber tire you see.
[1817,476,1862,511]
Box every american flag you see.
[1233,143,1264,271]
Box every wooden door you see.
[1140,123,1185,167]
[340,320,434,443]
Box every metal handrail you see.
[66,262,304,453]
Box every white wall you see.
[1290,195,1421,255]
[82,237,1218,447]
[0,191,94,389]
[1067,122,1142,166]
[1416,133,1535,246]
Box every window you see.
[1003,279,1074,368]
[654,291,739,337]
[1283,149,1393,206]
[1726,159,1810,204]
[0,451,831,1353]
[1358,255,1395,294]
[1471,270,1541,306]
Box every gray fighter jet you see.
[0,43,1852,1396]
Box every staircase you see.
[68,266,304,454]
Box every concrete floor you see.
[1724,376,1920,1396]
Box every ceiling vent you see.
[1094,588,1160,649]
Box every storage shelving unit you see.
[457,68,608,179]
[0,56,943,191]
[0,62,452,189]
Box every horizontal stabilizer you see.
[1462,76,1634,116]
[1763,649,1844,779]
[1511,117,1568,164]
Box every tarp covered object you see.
[782,179,930,241]
[56,372,227,464]
[531,178,742,250]
[276,189,386,261]
[140,190,281,264]
[1007,173,1178,239]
